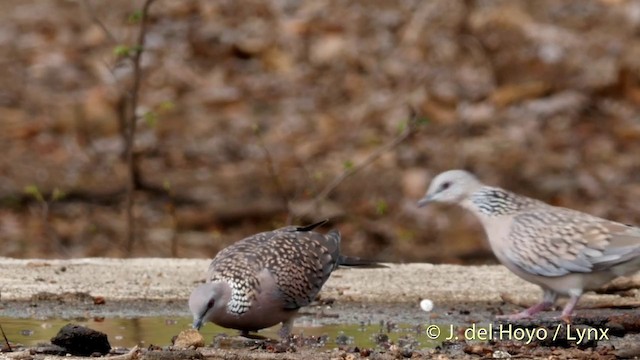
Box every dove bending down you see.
[189,220,371,338]
[418,170,640,321]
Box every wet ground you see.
[2,258,640,359]
[2,302,640,359]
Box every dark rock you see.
[51,323,111,356]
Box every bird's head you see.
[418,170,483,207]
[188,282,225,330]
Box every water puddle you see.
[0,317,447,349]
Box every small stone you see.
[4,350,32,359]
[492,350,512,358]
[359,348,372,357]
[464,344,491,356]
[420,299,434,312]
[173,329,204,349]
[93,296,106,305]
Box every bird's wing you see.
[265,228,340,309]
[208,231,266,274]
[205,231,272,314]
[506,208,640,277]
[206,225,340,311]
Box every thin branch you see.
[124,0,156,255]
[0,322,11,352]
[82,0,118,45]
[304,108,422,216]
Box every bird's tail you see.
[337,255,386,268]
[295,219,329,232]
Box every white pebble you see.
[419,299,434,312]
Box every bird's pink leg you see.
[497,290,557,320]
[278,318,293,339]
[496,301,553,320]
[558,293,581,323]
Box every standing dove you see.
[189,220,344,338]
[418,169,640,321]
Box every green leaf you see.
[24,185,44,203]
[128,10,143,24]
[397,121,407,134]
[113,45,131,57]
[417,116,430,125]
[343,160,354,171]
[159,101,175,112]
[144,111,158,127]
[51,188,66,202]
[163,179,172,192]
[375,199,388,215]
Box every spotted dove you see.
[189,220,345,337]
[418,169,640,321]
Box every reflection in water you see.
[0,317,444,349]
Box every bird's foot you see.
[278,319,293,339]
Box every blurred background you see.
[1,0,640,263]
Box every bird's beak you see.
[417,194,433,208]
[192,318,203,330]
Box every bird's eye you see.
[440,181,452,191]
[207,299,215,309]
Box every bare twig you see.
[0,322,12,352]
[301,108,423,218]
[82,0,118,45]
[124,0,156,255]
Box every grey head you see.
[189,282,228,330]
[417,170,484,207]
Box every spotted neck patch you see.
[210,274,257,315]
[470,187,539,216]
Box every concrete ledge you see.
[2,257,639,310]
[0,258,530,302]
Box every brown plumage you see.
[189,220,340,337]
